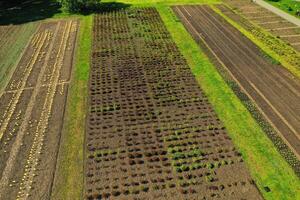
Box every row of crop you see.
[17,21,74,199]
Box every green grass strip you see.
[265,0,300,19]
[51,15,92,200]
[212,4,300,79]
[157,5,300,200]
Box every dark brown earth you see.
[86,8,263,200]
[224,0,300,51]
[0,20,78,200]
[173,5,300,160]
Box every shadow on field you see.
[0,0,61,25]
[0,1,131,25]
[75,2,132,15]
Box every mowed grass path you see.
[51,15,92,199]
[50,1,299,199]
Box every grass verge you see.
[212,4,300,79]
[265,0,300,18]
[157,5,300,200]
[51,15,92,200]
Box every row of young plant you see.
[196,15,300,177]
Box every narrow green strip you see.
[51,15,92,200]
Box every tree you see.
[60,0,100,12]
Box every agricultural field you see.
[173,4,300,175]
[224,0,300,51]
[1,0,300,200]
[85,8,262,199]
[0,20,79,199]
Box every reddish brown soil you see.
[0,20,79,200]
[173,5,300,161]
[224,0,300,51]
[86,8,263,200]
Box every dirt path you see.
[173,5,300,159]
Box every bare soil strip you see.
[86,8,263,200]
[0,20,78,200]
[224,0,300,52]
[173,5,300,161]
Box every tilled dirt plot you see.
[224,0,300,51]
[0,20,79,200]
[86,8,263,200]
[173,5,300,164]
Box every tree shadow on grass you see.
[75,2,132,15]
[0,1,132,25]
[0,0,61,25]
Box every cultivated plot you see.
[86,8,262,200]
[224,0,300,51]
[0,20,79,200]
[173,5,300,163]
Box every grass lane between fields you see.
[51,15,92,200]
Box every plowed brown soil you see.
[86,8,263,200]
[0,19,79,200]
[224,0,300,50]
[173,5,300,162]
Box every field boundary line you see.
[173,5,300,161]
[50,19,80,199]
[3,81,71,94]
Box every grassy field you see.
[265,0,300,18]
